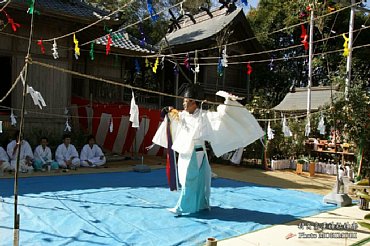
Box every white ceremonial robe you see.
[7,140,34,171]
[55,143,80,168]
[34,145,53,164]
[152,97,264,215]
[80,144,106,167]
[0,146,10,171]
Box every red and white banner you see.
[72,97,164,156]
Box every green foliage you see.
[247,0,370,105]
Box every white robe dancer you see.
[0,146,10,172]
[80,144,106,167]
[55,143,80,168]
[153,94,264,215]
[7,140,34,171]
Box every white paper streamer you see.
[129,91,139,128]
[267,121,274,140]
[0,121,2,133]
[109,118,113,133]
[305,121,311,137]
[221,46,228,67]
[52,39,59,59]
[27,86,46,109]
[282,115,292,137]
[10,109,17,126]
[64,118,72,132]
[317,114,326,135]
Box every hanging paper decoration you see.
[109,118,113,133]
[194,64,200,74]
[268,58,274,71]
[129,91,139,128]
[89,42,95,61]
[27,86,46,109]
[146,0,159,21]
[221,46,228,67]
[305,121,311,137]
[37,38,45,54]
[283,53,289,61]
[134,59,141,74]
[3,11,21,32]
[267,121,275,140]
[328,6,335,13]
[282,115,292,137]
[51,39,59,59]
[217,58,223,77]
[160,56,165,70]
[27,0,36,14]
[0,120,2,133]
[64,107,69,115]
[145,58,152,68]
[342,34,349,57]
[10,109,17,126]
[173,64,179,75]
[73,34,80,60]
[106,34,112,55]
[317,114,326,135]
[241,0,249,7]
[184,53,190,70]
[139,24,146,47]
[246,62,253,75]
[64,118,72,132]
[300,24,309,50]
[152,57,159,73]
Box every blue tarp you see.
[0,169,336,246]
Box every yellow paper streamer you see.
[152,57,159,73]
[73,34,80,58]
[342,34,349,57]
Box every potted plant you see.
[296,157,308,175]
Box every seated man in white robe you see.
[55,134,80,169]
[33,137,59,171]
[80,135,106,167]
[0,146,11,172]
[7,131,34,172]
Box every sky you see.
[210,0,260,13]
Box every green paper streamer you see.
[90,42,95,61]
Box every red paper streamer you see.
[246,62,252,75]
[37,39,45,54]
[106,34,112,55]
[2,11,21,32]
[184,53,190,70]
[300,24,309,50]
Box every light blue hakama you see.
[172,146,211,215]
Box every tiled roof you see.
[163,8,243,47]
[95,30,156,54]
[12,0,108,21]
[273,86,341,112]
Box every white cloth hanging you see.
[10,109,17,126]
[305,121,311,137]
[129,91,139,128]
[267,120,274,140]
[109,117,113,133]
[282,115,292,137]
[317,114,325,135]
